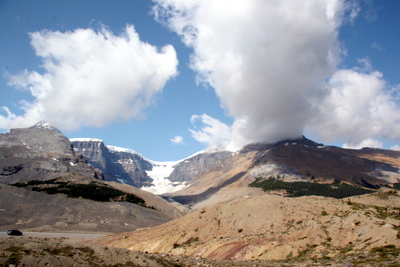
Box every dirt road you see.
[0,231,107,239]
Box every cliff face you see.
[71,140,153,187]
[107,146,153,187]
[0,127,103,184]
[168,151,232,183]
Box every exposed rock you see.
[167,137,400,208]
[0,127,103,184]
[108,146,153,187]
[71,139,153,187]
[168,151,232,183]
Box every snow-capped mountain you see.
[71,138,153,187]
[0,126,103,184]
[30,121,61,132]
[70,138,234,195]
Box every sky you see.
[0,0,399,161]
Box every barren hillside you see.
[89,191,400,261]
[0,183,172,233]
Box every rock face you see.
[71,139,234,192]
[168,151,232,183]
[71,139,153,187]
[108,146,153,187]
[0,125,103,184]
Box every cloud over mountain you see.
[2,25,178,131]
[154,0,400,149]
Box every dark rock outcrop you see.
[71,140,153,187]
[0,126,103,184]
[167,151,232,183]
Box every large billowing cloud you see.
[2,25,178,130]
[311,65,400,148]
[154,0,400,150]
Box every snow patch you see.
[142,161,187,195]
[250,163,300,179]
[107,145,139,154]
[70,138,103,142]
[117,178,126,184]
[142,150,208,194]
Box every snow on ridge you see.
[70,138,103,143]
[107,145,140,155]
[68,138,212,195]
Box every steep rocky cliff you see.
[0,125,103,184]
[168,151,232,183]
[71,139,153,187]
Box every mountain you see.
[70,139,153,187]
[2,124,400,264]
[0,123,184,232]
[0,123,103,184]
[165,136,400,209]
[70,135,400,210]
[168,151,232,183]
[70,139,233,195]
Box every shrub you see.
[11,180,149,208]
[249,177,374,199]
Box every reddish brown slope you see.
[89,192,400,261]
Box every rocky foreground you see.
[1,232,399,266]
[87,191,400,264]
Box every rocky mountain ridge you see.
[71,138,234,194]
[0,125,103,184]
[2,123,400,265]
[164,136,400,209]
[69,134,400,210]
[70,139,153,187]
[0,123,184,233]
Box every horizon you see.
[1,0,399,161]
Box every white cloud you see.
[0,107,16,129]
[391,145,400,151]
[310,68,400,148]
[371,42,383,51]
[170,135,184,145]
[343,138,383,149]
[155,0,400,150]
[2,25,178,130]
[189,114,232,151]
[154,0,344,148]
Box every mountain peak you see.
[30,121,60,132]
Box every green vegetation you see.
[371,245,400,259]
[393,183,400,190]
[11,179,152,208]
[249,177,374,199]
[346,200,400,222]
[173,237,199,249]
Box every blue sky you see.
[0,0,399,161]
